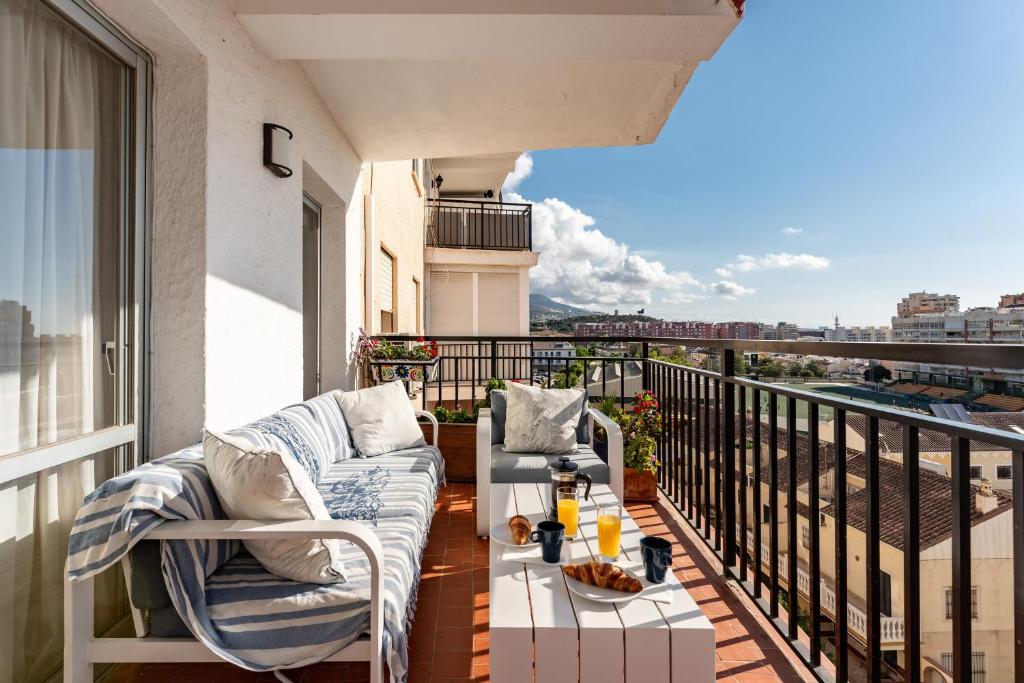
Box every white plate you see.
[563,566,646,605]
[490,515,544,548]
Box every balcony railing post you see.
[865,415,882,683]
[722,348,737,569]
[951,436,973,683]
[641,341,650,390]
[490,341,498,380]
[1014,447,1024,681]
[902,425,921,683]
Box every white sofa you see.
[64,390,443,683]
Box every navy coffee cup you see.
[530,520,565,563]
[640,535,673,583]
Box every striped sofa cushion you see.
[227,391,354,484]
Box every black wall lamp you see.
[263,122,293,178]
[432,174,444,191]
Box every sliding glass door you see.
[0,0,149,679]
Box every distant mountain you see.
[530,293,596,319]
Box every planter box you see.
[369,357,439,383]
[623,467,658,502]
[420,421,476,483]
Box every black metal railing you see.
[425,198,532,250]
[377,334,1024,683]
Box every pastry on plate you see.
[507,515,532,545]
[563,562,642,593]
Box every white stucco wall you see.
[364,161,425,335]
[92,0,367,454]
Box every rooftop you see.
[828,454,1013,552]
[846,413,1007,453]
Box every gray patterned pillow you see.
[503,383,585,454]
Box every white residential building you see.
[892,294,1024,386]
[826,326,893,343]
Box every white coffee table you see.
[488,482,715,683]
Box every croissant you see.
[508,515,532,545]
[563,562,642,593]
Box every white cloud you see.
[707,280,756,301]
[505,154,702,309]
[716,252,830,276]
[502,152,533,193]
[781,227,803,236]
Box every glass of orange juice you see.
[597,503,622,561]
[556,486,581,539]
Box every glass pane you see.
[0,0,123,457]
[0,447,129,682]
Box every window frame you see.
[379,245,397,333]
[0,0,152,482]
[996,464,1012,480]
[944,586,979,619]
[412,275,422,334]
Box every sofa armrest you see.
[69,519,387,683]
[589,407,624,501]
[476,408,492,537]
[415,410,439,447]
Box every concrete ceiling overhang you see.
[231,0,741,161]
[431,153,520,196]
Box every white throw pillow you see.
[336,381,426,457]
[202,431,346,584]
[503,382,585,454]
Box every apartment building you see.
[761,321,801,340]
[897,292,961,317]
[424,154,537,337]
[574,319,760,339]
[533,341,577,369]
[739,425,1015,683]
[826,326,894,343]
[892,293,1024,385]
[998,293,1024,309]
[718,321,763,339]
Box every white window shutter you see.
[478,273,518,335]
[429,271,474,335]
[379,250,394,312]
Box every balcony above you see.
[425,198,532,251]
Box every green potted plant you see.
[421,378,507,483]
[591,395,621,462]
[616,390,662,502]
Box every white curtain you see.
[0,0,125,680]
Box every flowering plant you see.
[616,390,662,474]
[355,329,440,363]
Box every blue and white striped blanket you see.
[67,443,444,682]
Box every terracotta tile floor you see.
[108,483,806,683]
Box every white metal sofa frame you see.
[475,407,623,537]
[64,412,440,683]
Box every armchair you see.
[476,406,623,538]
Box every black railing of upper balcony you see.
[376,334,1024,683]
[425,197,532,250]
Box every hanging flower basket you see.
[356,333,441,385]
[369,357,439,383]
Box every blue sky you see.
[511,2,1024,327]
